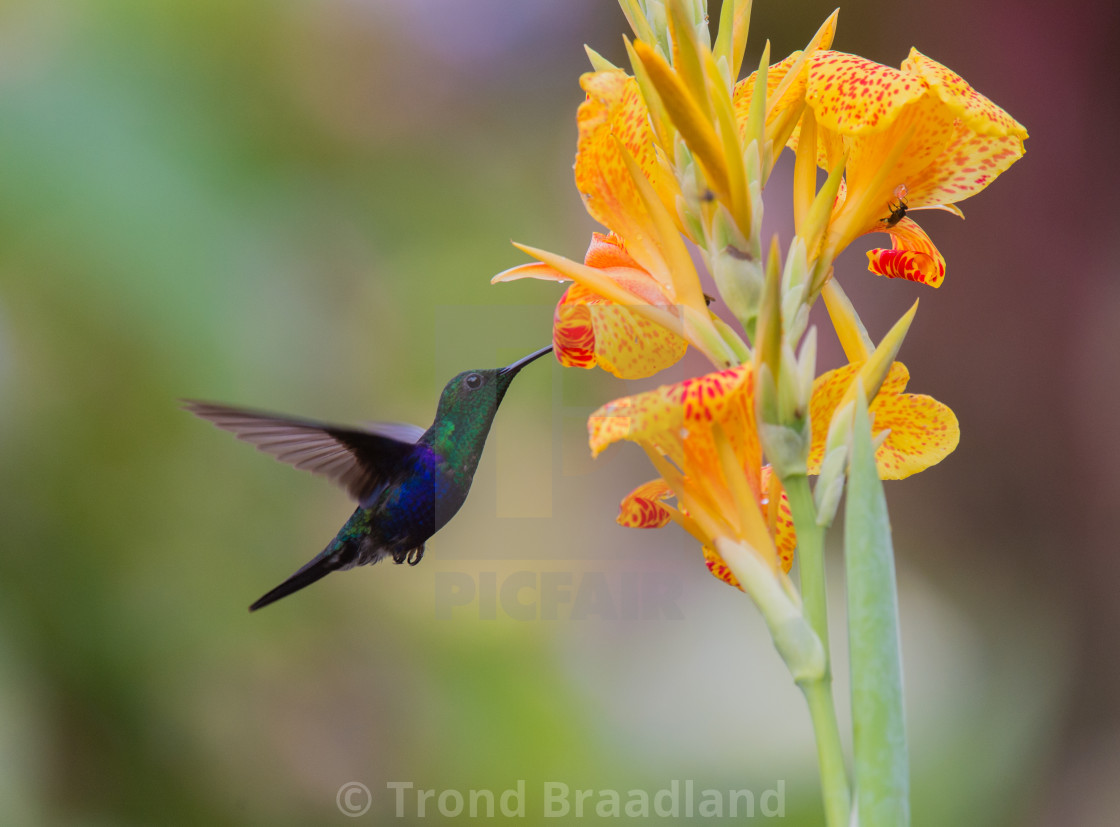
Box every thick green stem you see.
[783,474,851,826]
[801,677,852,827]
[784,474,830,661]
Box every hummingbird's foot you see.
[389,545,425,566]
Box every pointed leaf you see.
[845,388,910,827]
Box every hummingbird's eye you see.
[465,373,484,390]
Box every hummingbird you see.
[184,345,553,611]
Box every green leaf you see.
[845,387,910,826]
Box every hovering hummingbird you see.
[185,345,553,611]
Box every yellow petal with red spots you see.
[868,390,960,479]
[795,49,1026,271]
[808,361,957,478]
[902,50,1027,140]
[588,365,754,456]
[866,217,946,287]
[878,359,910,396]
[760,466,796,573]
[617,478,675,528]
[703,545,743,590]
[805,51,926,136]
[554,282,688,379]
[901,114,1027,209]
[575,70,671,283]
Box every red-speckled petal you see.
[805,51,926,136]
[867,218,946,287]
[808,362,912,473]
[575,71,670,281]
[906,124,1027,209]
[808,362,952,478]
[760,466,796,573]
[554,282,688,379]
[589,385,680,456]
[617,478,675,528]
[842,92,957,201]
[903,50,1027,139]
[870,390,960,479]
[588,364,753,455]
[663,365,754,424]
[703,545,744,590]
[553,285,597,369]
[877,361,911,397]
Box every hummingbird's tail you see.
[249,543,349,612]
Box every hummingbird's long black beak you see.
[498,344,554,377]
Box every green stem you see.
[784,474,829,658]
[801,677,852,827]
[783,474,851,826]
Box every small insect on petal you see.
[883,183,909,228]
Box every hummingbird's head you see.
[434,345,554,426]
[425,345,553,480]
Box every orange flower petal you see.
[584,231,642,270]
[617,478,675,528]
[575,70,670,282]
[867,217,946,287]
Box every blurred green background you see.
[1,0,1115,824]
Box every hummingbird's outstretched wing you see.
[183,400,425,501]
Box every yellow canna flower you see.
[808,360,960,479]
[588,364,796,588]
[493,233,688,379]
[776,48,1026,287]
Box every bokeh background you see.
[1,0,1116,824]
